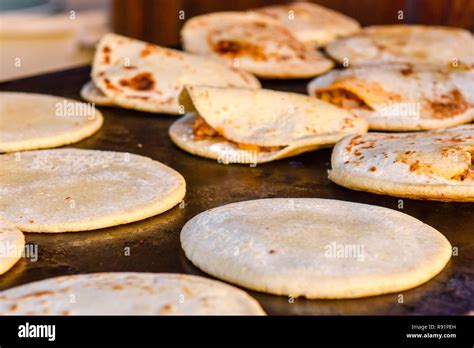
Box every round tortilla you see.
[0,272,265,315]
[255,2,360,47]
[325,25,474,66]
[80,80,114,106]
[0,220,25,275]
[0,92,103,153]
[0,149,186,232]
[181,198,452,299]
[329,125,474,202]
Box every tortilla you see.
[181,198,452,299]
[255,2,360,47]
[308,64,474,131]
[329,125,474,202]
[91,33,260,115]
[0,272,265,315]
[181,12,334,78]
[0,219,25,275]
[0,92,103,152]
[80,80,114,106]
[169,85,368,164]
[0,148,186,232]
[325,25,474,66]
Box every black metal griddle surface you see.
[0,67,473,315]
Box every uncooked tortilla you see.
[0,92,103,152]
[0,272,265,315]
[181,198,452,299]
[0,148,186,232]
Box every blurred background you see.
[1,0,473,81]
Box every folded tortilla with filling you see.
[90,33,261,114]
[169,85,368,164]
[308,63,474,131]
[181,12,334,79]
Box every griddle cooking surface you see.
[1,67,472,315]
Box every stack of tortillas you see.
[0,92,103,153]
[0,273,265,315]
[181,198,452,299]
[0,149,186,232]
[81,33,260,114]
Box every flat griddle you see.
[1,67,473,315]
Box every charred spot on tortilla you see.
[212,39,267,61]
[400,65,414,76]
[102,45,112,64]
[140,43,158,58]
[103,78,122,92]
[119,72,155,91]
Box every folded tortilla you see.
[308,64,474,131]
[330,125,474,202]
[169,85,368,164]
[325,25,474,66]
[255,1,360,47]
[181,12,334,79]
[90,33,261,114]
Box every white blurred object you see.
[0,0,111,82]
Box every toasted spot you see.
[427,89,468,119]
[400,65,413,76]
[104,78,121,92]
[140,44,157,58]
[213,40,266,61]
[160,304,174,314]
[119,72,155,91]
[16,290,56,300]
